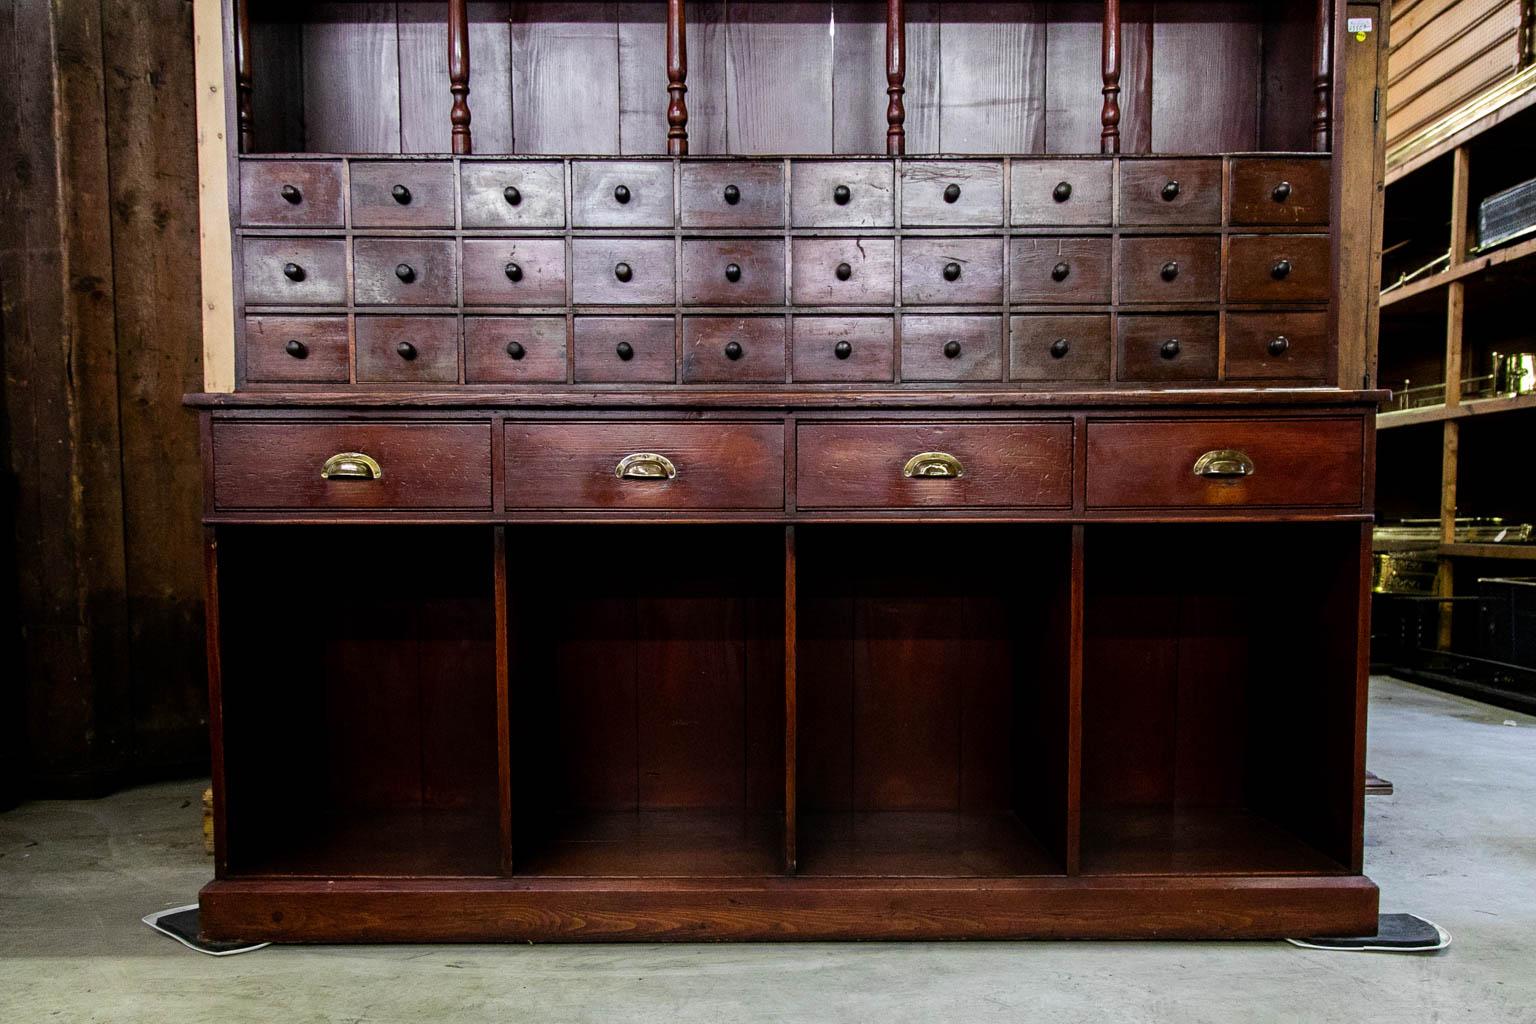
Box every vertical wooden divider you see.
[494,525,514,874]
[449,0,473,154]
[1100,0,1121,154]
[1311,0,1333,151]
[1065,524,1085,875]
[784,524,798,873]
[886,0,906,154]
[204,526,230,877]
[234,0,252,152]
[667,0,689,155]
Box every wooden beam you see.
[195,0,236,392]
[449,0,472,154]
[886,0,906,155]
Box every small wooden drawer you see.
[1230,158,1331,226]
[1118,235,1220,304]
[900,315,1003,382]
[571,238,676,305]
[1120,159,1222,225]
[573,316,675,383]
[355,316,458,383]
[462,238,566,306]
[791,161,894,227]
[1117,314,1218,382]
[464,317,567,383]
[902,161,1004,226]
[1010,237,1111,304]
[212,420,492,510]
[244,315,349,383]
[239,160,344,227]
[682,317,786,382]
[350,161,455,228]
[796,421,1074,509]
[504,420,785,510]
[1226,234,1330,303]
[1010,314,1110,381]
[681,162,784,227]
[682,239,786,305]
[791,238,895,305]
[1084,417,1366,509]
[353,238,457,306]
[571,161,674,227]
[1011,159,1112,226]
[1225,311,1331,381]
[901,237,1004,304]
[242,238,347,306]
[460,161,565,228]
[792,317,894,382]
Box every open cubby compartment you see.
[1375,421,1446,524]
[795,525,1073,877]
[507,525,787,877]
[1378,288,1449,407]
[243,0,1323,156]
[1081,523,1363,876]
[1382,150,1453,287]
[218,525,500,878]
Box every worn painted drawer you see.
[1010,314,1111,382]
[682,239,786,305]
[353,238,457,306]
[244,315,349,383]
[355,316,459,383]
[791,238,895,305]
[239,160,344,227]
[242,238,347,306]
[1011,159,1113,226]
[464,317,567,383]
[901,237,1004,304]
[1230,158,1331,226]
[1226,234,1331,303]
[350,161,456,228]
[902,161,1004,226]
[571,238,676,305]
[571,161,674,227]
[791,161,894,227]
[1119,159,1222,225]
[1010,237,1111,304]
[461,238,567,306]
[681,162,784,227]
[460,160,565,228]
[682,317,786,383]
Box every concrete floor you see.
[2,675,1534,1023]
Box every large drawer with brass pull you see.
[503,421,785,510]
[1084,417,1366,510]
[795,421,1074,510]
[211,421,493,510]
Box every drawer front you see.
[242,238,347,306]
[1118,235,1221,304]
[682,317,786,383]
[464,317,567,383]
[900,315,1003,381]
[350,161,455,228]
[1009,237,1111,303]
[573,316,675,383]
[571,161,674,227]
[213,421,491,510]
[791,238,895,305]
[239,160,344,227]
[571,238,676,305]
[902,161,1004,226]
[901,237,1004,304]
[796,421,1074,509]
[682,238,786,305]
[355,316,458,383]
[460,161,565,228]
[505,421,785,510]
[462,238,567,306]
[1226,234,1330,303]
[1120,159,1222,225]
[244,315,349,383]
[791,161,894,227]
[1117,314,1218,382]
[1084,417,1365,509]
[792,317,894,382]
[1230,158,1331,226]
[681,162,784,227]
[354,238,457,306]
[1225,311,1331,381]
[1011,159,1113,226]
[1010,314,1111,381]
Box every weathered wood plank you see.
[939,2,1045,153]
[303,2,402,153]
[726,1,832,153]
[511,0,620,153]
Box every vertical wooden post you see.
[449,0,472,154]
[234,0,253,152]
[1100,0,1121,154]
[886,0,906,154]
[1312,0,1334,150]
[666,0,689,155]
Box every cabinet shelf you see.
[1377,390,1536,429]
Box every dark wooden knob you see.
[1272,181,1292,202]
[613,184,630,204]
[506,340,526,360]
[616,341,634,361]
[1160,260,1180,281]
[395,263,415,283]
[834,340,852,360]
[1052,261,1070,282]
[723,184,741,205]
[503,185,522,205]
[396,341,417,360]
[1160,338,1180,359]
[1268,335,1291,356]
[1052,181,1072,202]
[1271,258,1292,280]
[1161,180,1180,201]
[392,183,411,204]
[725,262,742,282]
[943,340,962,359]
[835,262,852,281]
[282,262,304,281]
[943,262,962,282]
[944,183,961,203]
[504,261,523,282]
[280,184,302,204]
[833,184,851,205]
[1050,337,1070,359]
[614,262,633,282]
[284,339,307,358]
[724,341,743,361]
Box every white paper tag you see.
[1347,17,1373,33]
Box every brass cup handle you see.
[903,451,965,479]
[615,452,677,480]
[1193,449,1255,480]
[321,452,383,481]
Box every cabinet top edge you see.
[236,153,1335,163]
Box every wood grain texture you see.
[354,238,458,306]
[571,160,675,227]
[398,2,454,153]
[303,3,402,153]
[1043,2,1107,153]
[1150,2,1260,153]
[1119,158,1222,225]
[1010,236,1111,303]
[790,160,894,227]
[726,2,833,153]
[680,161,785,227]
[901,160,1004,226]
[1225,234,1331,304]
[938,2,1045,153]
[1118,235,1221,305]
[899,315,1004,381]
[244,316,350,383]
[356,315,460,383]
[350,160,457,228]
[1116,313,1218,381]
[618,1,668,154]
[1010,313,1111,381]
[511,1,620,153]
[464,317,568,383]
[1011,158,1113,225]
[239,160,345,227]
[900,237,1004,304]
[460,161,566,228]
[682,317,788,382]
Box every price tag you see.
[1347,17,1372,41]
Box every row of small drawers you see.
[245,234,1329,307]
[209,416,1366,513]
[250,312,1327,384]
[241,157,1329,229]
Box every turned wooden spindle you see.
[449,0,472,154]
[1100,0,1121,154]
[234,0,253,152]
[886,0,906,154]
[1311,0,1334,151]
[666,0,689,155]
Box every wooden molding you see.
[195,0,236,393]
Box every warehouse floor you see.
[2,676,1534,1023]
